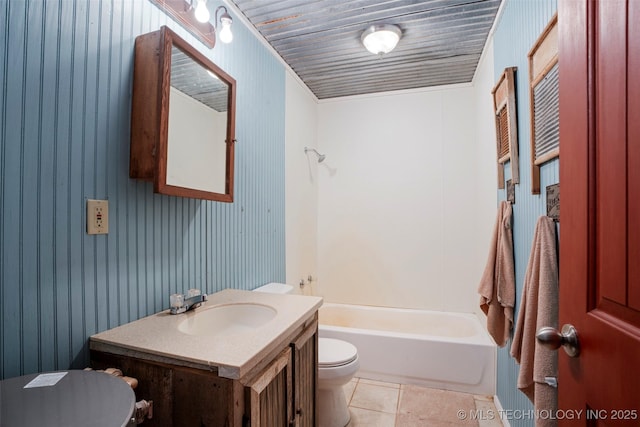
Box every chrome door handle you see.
[536,324,580,357]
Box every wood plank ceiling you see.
[229,0,502,99]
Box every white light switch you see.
[87,199,109,235]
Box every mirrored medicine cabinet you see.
[130,26,236,202]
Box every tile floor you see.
[342,378,504,427]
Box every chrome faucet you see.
[170,292,207,315]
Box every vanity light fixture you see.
[193,0,210,23]
[190,2,233,44]
[361,24,402,56]
[215,6,233,44]
[149,0,217,48]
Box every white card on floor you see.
[23,372,68,388]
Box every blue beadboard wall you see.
[0,0,286,379]
[492,0,558,425]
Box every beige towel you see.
[510,216,558,427]
[478,201,515,347]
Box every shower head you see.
[304,147,326,163]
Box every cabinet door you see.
[291,321,318,427]
[246,347,293,427]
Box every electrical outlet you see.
[87,199,109,235]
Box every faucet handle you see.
[187,289,201,298]
[170,293,184,309]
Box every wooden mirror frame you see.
[130,26,236,202]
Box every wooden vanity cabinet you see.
[243,347,293,426]
[90,315,318,427]
[242,319,318,427]
[291,322,318,427]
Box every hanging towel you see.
[478,200,515,347]
[510,216,558,427]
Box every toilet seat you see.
[319,338,358,368]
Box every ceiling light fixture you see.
[361,24,402,56]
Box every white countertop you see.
[90,289,323,379]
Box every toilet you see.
[317,337,359,427]
[254,283,360,427]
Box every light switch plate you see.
[87,199,109,235]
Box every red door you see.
[559,0,640,424]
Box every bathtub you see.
[318,303,496,395]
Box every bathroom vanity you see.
[90,289,322,427]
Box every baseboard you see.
[493,394,511,427]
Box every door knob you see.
[536,324,580,357]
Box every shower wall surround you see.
[284,74,319,291]
[492,0,559,425]
[316,77,497,313]
[0,0,285,379]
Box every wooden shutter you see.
[529,14,559,194]
[492,67,519,189]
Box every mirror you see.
[167,46,229,194]
[130,26,236,202]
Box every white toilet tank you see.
[253,282,294,294]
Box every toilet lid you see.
[319,338,358,367]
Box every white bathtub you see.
[318,303,496,395]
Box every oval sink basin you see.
[177,303,277,337]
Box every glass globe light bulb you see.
[219,17,233,43]
[194,0,210,23]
